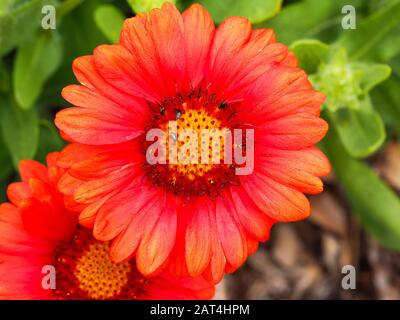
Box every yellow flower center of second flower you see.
[74,242,131,300]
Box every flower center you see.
[54,227,148,300]
[144,90,240,198]
[168,106,225,180]
[74,242,131,299]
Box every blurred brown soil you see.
[214,142,400,300]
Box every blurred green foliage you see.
[0,0,399,249]
[187,0,282,24]
[127,0,175,13]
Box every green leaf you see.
[389,53,400,76]
[94,4,125,43]
[374,23,400,63]
[0,130,13,181]
[323,129,400,250]
[35,119,65,164]
[260,0,363,45]
[0,0,16,11]
[42,0,107,107]
[289,39,329,74]
[13,30,63,109]
[0,0,58,56]
[371,76,400,133]
[0,12,15,50]
[329,99,386,158]
[0,96,39,168]
[337,0,400,60]
[57,0,84,17]
[193,0,282,24]
[0,60,10,93]
[127,0,175,13]
[351,62,391,92]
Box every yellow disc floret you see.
[169,106,226,180]
[74,242,131,300]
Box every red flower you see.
[55,3,330,283]
[0,155,214,300]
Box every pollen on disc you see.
[144,90,240,197]
[74,242,131,300]
[169,108,225,180]
[53,228,148,300]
